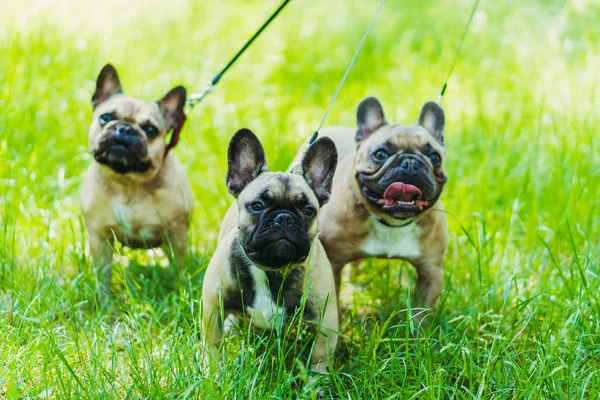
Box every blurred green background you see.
[1,0,599,398]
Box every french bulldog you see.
[81,64,194,286]
[292,97,448,320]
[202,129,338,387]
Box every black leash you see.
[165,0,291,157]
[186,0,292,112]
[438,0,481,104]
[308,0,385,146]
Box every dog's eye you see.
[303,206,316,217]
[372,148,389,162]
[99,113,114,126]
[429,152,442,166]
[249,202,265,212]
[142,124,159,139]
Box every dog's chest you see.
[245,267,287,329]
[107,195,164,245]
[360,219,422,260]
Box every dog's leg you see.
[201,297,223,371]
[411,257,444,323]
[332,264,343,299]
[165,227,189,271]
[307,298,339,392]
[88,232,113,291]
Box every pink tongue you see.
[377,182,423,207]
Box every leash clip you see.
[438,83,447,105]
[185,81,213,114]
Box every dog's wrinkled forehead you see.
[95,95,167,129]
[239,172,319,206]
[362,124,445,154]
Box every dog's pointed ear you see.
[158,86,187,131]
[92,64,123,108]
[356,96,387,142]
[300,137,338,206]
[226,129,268,197]
[418,101,445,145]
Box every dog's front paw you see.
[305,371,330,399]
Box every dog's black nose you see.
[400,157,419,174]
[115,123,137,136]
[274,212,295,227]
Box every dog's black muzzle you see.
[357,153,446,218]
[243,209,311,269]
[361,154,438,200]
[94,123,152,174]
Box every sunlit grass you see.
[1,0,599,398]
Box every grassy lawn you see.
[1,0,600,398]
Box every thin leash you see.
[438,0,481,105]
[186,0,292,112]
[164,0,292,159]
[308,0,385,146]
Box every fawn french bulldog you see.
[293,97,448,320]
[202,129,338,387]
[81,64,193,286]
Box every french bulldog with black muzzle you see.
[292,97,448,322]
[81,64,194,287]
[202,129,338,389]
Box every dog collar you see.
[163,119,186,159]
[376,217,414,228]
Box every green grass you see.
[1,0,600,398]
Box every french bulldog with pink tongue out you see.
[292,97,448,323]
